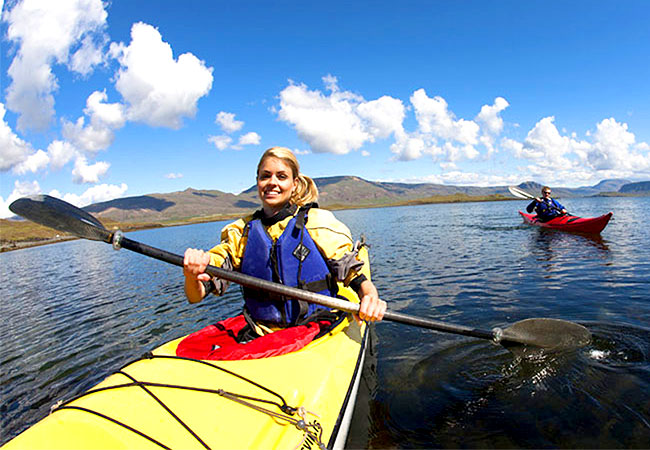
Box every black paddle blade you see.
[9,195,111,243]
[498,318,591,351]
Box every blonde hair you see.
[257,147,319,206]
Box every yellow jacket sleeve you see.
[207,215,252,269]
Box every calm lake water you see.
[1,197,649,448]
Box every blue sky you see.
[1,0,649,217]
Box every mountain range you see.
[82,177,644,225]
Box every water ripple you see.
[3,199,650,448]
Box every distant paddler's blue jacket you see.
[527,197,566,222]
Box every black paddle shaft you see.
[10,195,590,350]
[114,233,498,342]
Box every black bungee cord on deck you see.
[49,353,326,450]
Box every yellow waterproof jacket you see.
[207,207,370,289]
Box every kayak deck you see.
[4,305,367,450]
[518,211,613,234]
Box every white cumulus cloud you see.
[215,112,244,133]
[71,156,110,184]
[46,140,77,170]
[476,97,509,155]
[237,132,261,147]
[386,91,511,164]
[410,89,479,146]
[502,115,650,184]
[587,118,649,171]
[476,97,509,135]
[52,183,128,208]
[277,76,404,155]
[390,134,428,161]
[62,90,126,154]
[69,34,107,76]
[110,22,213,129]
[0,180,41,219]
[511,116,590,169]
[13,149,50,174]
[208,135,233,150]
[1,103,35,170]
[356,96,406,139]
[3,0,108,131]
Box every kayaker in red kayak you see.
[183,146,386,336]
[526,186,568,222]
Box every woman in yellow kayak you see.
[183,146,386,336]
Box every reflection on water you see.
[365,321,650,449]
[535,227,610,252]
[528,228,610,265]
[2,198,650,448]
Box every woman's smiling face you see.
[257,156,298,215]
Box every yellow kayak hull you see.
[4,289,367,450]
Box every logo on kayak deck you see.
[300,420,323,449]
[293,244,310,261]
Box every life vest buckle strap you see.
[296,300,309,323]
[295,206,309,230]
[300,278,331,293]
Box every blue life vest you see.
[535,198,564,221]
[240,207,337,325]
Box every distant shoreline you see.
[2,193,622,253]
[1,236,79,253]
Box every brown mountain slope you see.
[79,176,637,224]
[81,176,517,224]
[84,188,258,222]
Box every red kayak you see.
[518,211,613,234]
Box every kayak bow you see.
[2,288,367,450]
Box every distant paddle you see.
[508,186,536,200]
[10,195,591,352]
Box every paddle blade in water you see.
[498,318,591,350]
[9,195,111,242]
